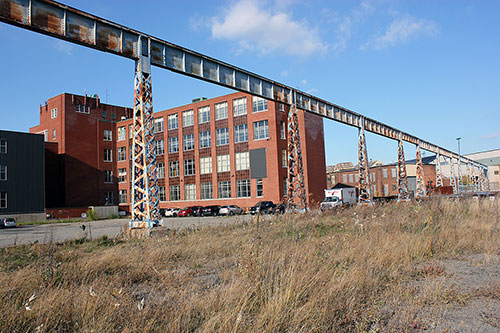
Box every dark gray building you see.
[0,130,45,221]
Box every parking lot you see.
[0,214,254,248]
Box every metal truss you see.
[130,50,159,229]
[287,91,306,211]
[358,118,372,205]
[435,151,443,188]
[450,157,457,193]
[397,135,410,201]
[415,144,426,198]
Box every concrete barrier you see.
[0,212,46,223]
[88,206,118,218]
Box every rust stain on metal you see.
[151,44,162,63]
[96,26,119,52]
[32,7,61,34]
[67,23,91,43]
[0,1,23,23]
[122,38,135,57]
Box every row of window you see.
[342,168,398,183]
[0,192,6,208]
[0,165,6,180]
[0,139,6,153]
[118,179,263,203]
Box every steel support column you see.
[287,91,306,211]
[415,144,426,198]
[397,134,409,201]
[358,117,372,205]
[435,151,443,188]
[130,39,159,229]
[450,158,457,193]
[457,157,463,192]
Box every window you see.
[233,97,247,116]
[168,114,178,130]
[234,124,248,143]
[217,154,230,173]
[216,128,229,146]
[283,177,288,196]
[0,139,6,153]
[169,161,179,177]
[52,129,56,140]
[104,170,113,183]
[252,96,268,113]
[159,186,166,202]
[154,117,164,133]
[184,159,195,176]
[170,185,180,201]
[355,174,359,182]
[118,147,127,161]
[51,108,57,119]
[391,168,396,178]
[383,169,388,178]
[183,134,194,151]
[183,110,194,127]
[157,163,165,179]
[155,139,165,155]
[119,190,127,204]
[349,174,353,183]
[129,124,133,139]
[43,130,48,142]
[235,152,249,171]
[117,127,126,141]
[257,178,263,197]
[279,103,285,112]
[201,183,213,199]
[199,130,211,149]
[103,129,112,141]
[495,170,499,175]
[76,104,90,114]
[104,149,112,162]
[218,181,231,198]
[370,173,376,182]
[342,174,347,183]
[0,192,6,208]
[237,179,251,197]
[281,121,286,140]
[104,191,113,205]
[253,120,269,140]
[0,165,6,181]
[168,137,179,153]
[215,102,228,120]
[129,146,133,160]
[282,149,287,168]
[198,106,210,124]
[185,184,196,200]
[118,168,127,182]
[384,184,389,196]
[200,157,212,174]
[372,185,377,195]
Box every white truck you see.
[320,188,357,211]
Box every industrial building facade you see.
[31,92,326,213]
[0,130,45,220]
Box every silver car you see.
[0,218,16,228]
[164,208,180,217]
[219,205,244,216]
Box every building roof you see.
[331,183,356,189]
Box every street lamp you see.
[456,137,461,155]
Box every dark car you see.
[249,201,276,215]
[190,206,203,217]
[202,205,220,216]
[0,218,17,228]
[273,203,286,214]
[178,207,194,217]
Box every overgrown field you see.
[0,198,499,332]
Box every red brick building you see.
[32,92,326,212]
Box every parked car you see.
[202,205,220,216]
[164,208,180,217]
[250,201,276,215]
[219,205,244,216]
[273,203,286,214]
[190,206,203,217]
[178,207,194,217]
[0,218,17,228]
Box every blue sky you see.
[0,0,499,165]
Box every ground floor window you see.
[159,186,166,202]
[119,190,127,204]
[218,181,231,199]
[185,184,196,200]
[104,191,113,205]
[256,178,263,197]
[170,185,180,201]
[237,179,251,198]
[201,182,213,200]
[0,192,6,208]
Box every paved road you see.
[0,214,253,247]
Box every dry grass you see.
[0,198,498,332]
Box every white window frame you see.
[157,162,165,179]
[201,182,213,199]
[184,159,196,176]
[198,106,210,124]
[0,165,7,181]
[154,117,164,133]
[233,97,247,116]
[252,96,268,113]
[117,127,126,141]
[253,120,269,140]
[282,149,287,168]
[118,147,127,161]
[169,161,179,178]
[0,139,6,154]
[52,129,56,140]
[183,110,194,127]
[256,178,263,197]
[391,168,396,178]
[159,186,166,202]
[104,170,113,184]
[237,179,251,198]
[199,130,211,149]
[104,149,113,162]
[215,102,228,120]
[168,136,179,153]
[170,185,180,201]
[235,152,249,171]
[155,139,165,155]
[104,191,113,205]
[200,156,212,174]
[218,181,231,199]
[185,183,196,200]
[216,127,229,146]
[118,168,127,182]
[217,154,230,173]
[119,189,127,204]
[76,104,90,114]
[234,124,248,143]
[281,121,286,140]
[104,129,113,141]
[383,169,388,178]
[183,134,194,151]
[168,114,178,130]
[51,108,57,119]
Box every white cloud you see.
[482,131,500,140]
[361,16,438,50]
[210,0,327,58]
[53,40,73,55]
